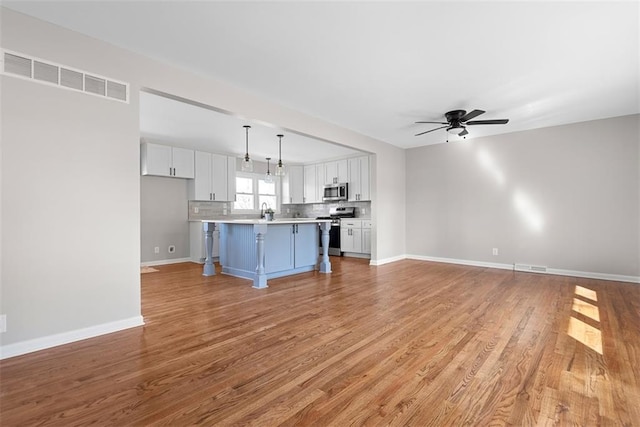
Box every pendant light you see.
[275,134,285,176]
[265,157,273,183]
[241,125,253,172]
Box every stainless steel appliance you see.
[317,206,356,256]
[322,183,348,202]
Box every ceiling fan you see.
[415,109,509,138]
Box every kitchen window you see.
[233,173,280,213]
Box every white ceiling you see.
[139,91,364,164]
[5,1,639,158]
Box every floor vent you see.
[514,264,548,273]
[1,49,129,103]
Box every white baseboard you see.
[141,257,192,267]
[402,254,640,284]
[370,254,407,266]
[0,315,145,360]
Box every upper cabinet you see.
[189,151,236,201]
[282,165,304,204]
[304,164,320,203]
[323,159,348,185]
[348,156,371,201]
[140,142,194,178]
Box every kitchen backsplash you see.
[188,200,371,221]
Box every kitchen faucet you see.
[260,202,268,219]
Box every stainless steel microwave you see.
[323,183,348,202]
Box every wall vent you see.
[1,49,129,103]
[514,264,548,273]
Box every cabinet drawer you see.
[362,220,372,229]
[341,219,362,228]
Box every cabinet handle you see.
[212,193,216,201]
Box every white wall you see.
[0,8,406,355]
[406,115,640,279]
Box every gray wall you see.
[140,176,190,263]
[406,114,640,278]
[1,8,406,353]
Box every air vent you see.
[4,53,31,77]
[34,61,59,84]
[514,264,548,273]
[60,68,83,90]
[1,49,129,103]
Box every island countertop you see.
[201,218,331,225]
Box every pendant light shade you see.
[275,134,285,176]
[265,157,273,183]
[241,125,253,172]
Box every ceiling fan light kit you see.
[415,109,509,140]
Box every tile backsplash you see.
[188,200,371,221]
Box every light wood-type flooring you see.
[1,258,639,425]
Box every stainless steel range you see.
[317,206,356,256]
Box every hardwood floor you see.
[1,258,639,425]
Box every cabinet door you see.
[294,223,319,267]
[304,164,318,203]
[171,147,195,178]
[340,228,352,252]
[141,143,172,176]
[347,157,361,201]
[265,225,295,273]
[337,159,348,183]
[324,162,337,185]
[290,166,304,204]
[352,228,363,253]
[211,153,228,201]
[348,156,370,201]
[193,151,212,200]
[362,228,371,254]
[227,156,237,202]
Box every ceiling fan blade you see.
[459,129,469,137]
[415,125,448,136]
[460,109,485,122]
[466,119,509,125]
[415,121,448,125]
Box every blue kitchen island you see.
[201,219,332,288]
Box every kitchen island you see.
[201,219,332,288]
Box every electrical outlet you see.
[492,248,499,256]
[0,314,6,333]
[362,208,366,214]
[154,246,160,254]
[194,207,199,214]
[168,245,176,254]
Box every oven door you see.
[319,222,342,256]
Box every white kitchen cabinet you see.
[189,151,236,201]
[362,220,372,254]
[340,219,363,253]
[304,164,319,203]
[341,219,372,255]
[190,222,219,263]
[348,156,370,201]
[282,165,304,204]
[323,159,348,185]
[141,142,194,178]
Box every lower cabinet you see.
[266,223,318,273]
[190,222,219,263]
[340,219,372,255]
